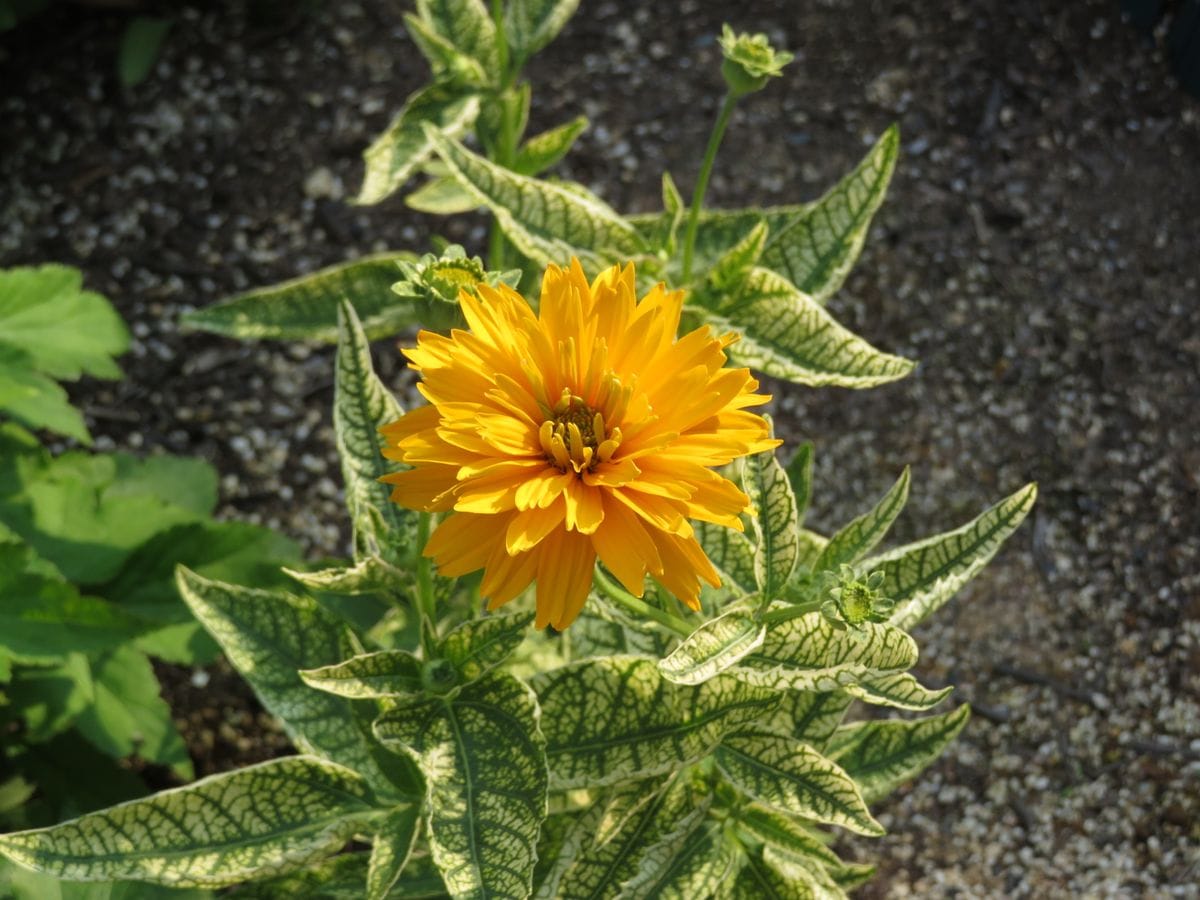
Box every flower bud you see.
[718,24,793,97]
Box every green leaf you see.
[366,805,420,900]
[0,543,143,659]
[693,219,768,301]
[504,0,580,60]
[0,756,381,887]
[374,671,547,900]
[630,206,803,275]
[181,252,448,343]
[415,0,498,75]
[514,115,589,175]
[732,611,917,692]
[72,644,192,780]
[742,442,800,600]
[0,350,91,443]
[300,650,424,700]
[566,602,672,662]
[842,671,952,711]
[759,126,899,303]
[334,300,411,567]
[826,704,971,803]
[438,611,533,682]
[760,847,847,900]
[869,483,1038,631]
[694,520,756,596]
[652,172,686,258]
[532,656,777,789]
[715,730,883,836]
[658,609,764,686]
[117,16,171,88]
[735,804,842,870]
[4,654,93,742]
[356,86,480,205]
[2,860,213,900]
[0,265,128,381]
[702,267,914,388]
[284,556,409,596]
[813,468,910,573]
[426,128,647,271]
[785,443,814,528]
[621,819,740,900]
[176,568,411,800]
[405,174,478,215]
[725,848,817,900]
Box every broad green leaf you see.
[827,862,875,890]
[366,805,420,900]
[628,206,805,274]
[403,13,487,84]
[764,691,853,751]
[813,468,910,573]
[356,86,480,205]
[742,443,800,600]
[72,644,192,780]
[284,556,408,596]
[826,704,971,803]
[415,0,498,75]
[692,219,768,301]
[703,267,914,388]
[532,656,777,789]
[2,860,212,900]
[505,0,580,60]
[0,543,143,659]
[4,654,93,742]
[621,819,739,900]
[515,116,589,176]
[870,483,1037,631]
[374,671,547,900]
[117,15,171,88]
[300,650,424,699]
[725,849,816,900]
[0,350,90,443]
[438,610,533,682]
[334,300,411,567]
[0,265,128,381]
[735,804,842,871]
[652,172,686,257]
[0,757,381,887]
[658,609,764,686]
[715,731,883,836]
[760,847,847,900]
[426,128,646,271]
[405,174,478,215]
[694,521,756,596]
[786,443,814,529]
[182,252,446,343]
[791,530,828,577]
[841,671,952,711]
[731,611,917,692]
[567,602,672,662]
[176,568,410,800]
[231,852,445,899]
[759,126,900,303]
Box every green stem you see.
[593,568,694,637]
[415,512,438,655]
[680,92,738,282]
[760,599,823,627]
[487,0,514,271]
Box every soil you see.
[2,0,1199,896]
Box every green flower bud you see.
[819,564,894,631]
[718,24,793,97]
[393,245,521,304]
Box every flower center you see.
[539,388,622,474]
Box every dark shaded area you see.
[2,0,1198,893]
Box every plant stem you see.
[760,599,823,626]
[680,92,738,283]
[415,512,438,655]
[593,568,694,637]
[487,0,513,271]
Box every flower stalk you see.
[593,567,694,637]
[681,92,738,283]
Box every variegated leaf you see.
[814,468,910,573]
[406,172,478,215]
[356,86,480,205]
[620,819,739,900]
[651,172,686,257]
[761,847,847,900]
[532,656,778,789]
[0,757,380,887]
[629,206,804,275]
[715,731,883,836]
[869,483,1037,631]
[743,442,800,601]
[505,0,581,60]
[438,610,533,682]
[735,804,842,871]
[695,520,757,595]
[841,671,952,711]
[284,556,410,596]
[763,690,853,751]
[415,0,499,76]
[366,805,420,900]
[731,611,917,692]
[565,595,673,661]
[374,671,547,900]
[786,442,814,528]
[793,530,828,575]
[693,219,768,301]
[336,300,411,568]
[299,650,424,700]
[181,253,441,343]
[759,126,899,303]
[176,568,411,800]
[725,848,816,900]
[426,128,646,271]
[515,115,589,175]
[705,267,914,388]
[826,704,971,803]
[658,609,764,686]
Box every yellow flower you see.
[380,259,780,630]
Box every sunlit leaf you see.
[841,671,952,711]
[438,610,533,682]
[743,442,800,600]
[514,115,589,175]
[658,608,764,686]
[505,0,581,60]
[300,650,424,700]
[814,468,910,573]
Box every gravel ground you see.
[2,0,1198,896]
